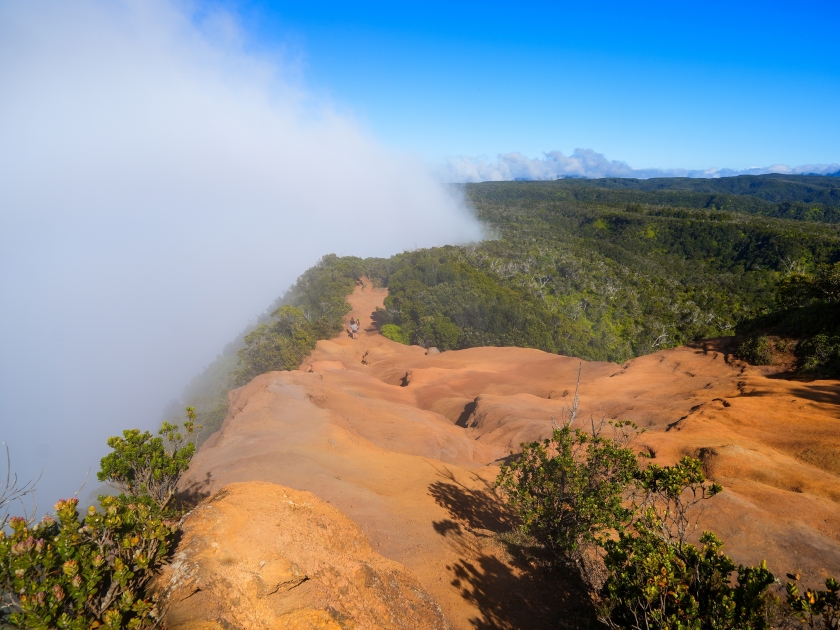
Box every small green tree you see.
[97,409,198,513]
[496,420,640,573]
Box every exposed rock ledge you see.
[154,481,449,630]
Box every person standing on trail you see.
[350,318,359,339]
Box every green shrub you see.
[1,412,199,629]
[0,497,175,629]
[498,431,783,629]
[600,529,775,630]
[797,334,840,377]
[735,335,774,365]
[496,421,639,571]
[97,410,198,513]
[598,458,776,629]
[414,313,461,350]
[786,577,840,629]
[380,324,410,345]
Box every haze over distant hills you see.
[443,149,840,182]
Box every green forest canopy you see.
[177,175,840,440]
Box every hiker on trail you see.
[349,318,359,339]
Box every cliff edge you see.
[155,481,448,630]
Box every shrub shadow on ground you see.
[176,471,214,509]
[428,467,596,630]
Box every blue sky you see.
[219,0,840,173]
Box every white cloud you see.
[0,0,483,505]
[443,149,840,182]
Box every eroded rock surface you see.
[178,283,840,628]
[156,481,448,630]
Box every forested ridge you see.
[180,174,840,440]
[475,174,840,222]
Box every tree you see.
[97,409,198,513]
[496,420,639,577]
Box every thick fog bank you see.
[0,0,482,508]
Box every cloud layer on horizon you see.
[443,149,840,182]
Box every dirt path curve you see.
[186,281,588,629]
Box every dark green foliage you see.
[451,180,840,362]
[235,305,318,384]
[600,530,775,630]
[787,577,840,629]
[97,409,198,513]
[735,336,774,365]
[797,335,840,376]
[599,457,775,629]
[496,422,640,567]
[380,250,558,351]
[740,262,840,376]
[777,263,840,308]
[470,175,840,222]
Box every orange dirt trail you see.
[183,282,840,628]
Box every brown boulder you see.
[155,481,448,630]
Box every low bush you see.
[1,410,198,629]
[601,528,775,630]
[797,334,840,377]
[97,409,198,513]
[599,458,775,629]
[496,421,839,629]
[787,577,840,629]
[380,323,410,345]
[735,335,774,365]
[0,497,175,629]
[496,421,639,575]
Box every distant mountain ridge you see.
[551,173,840,206]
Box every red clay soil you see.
[181,281,840,629]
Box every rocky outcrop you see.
[156,482,448,630]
